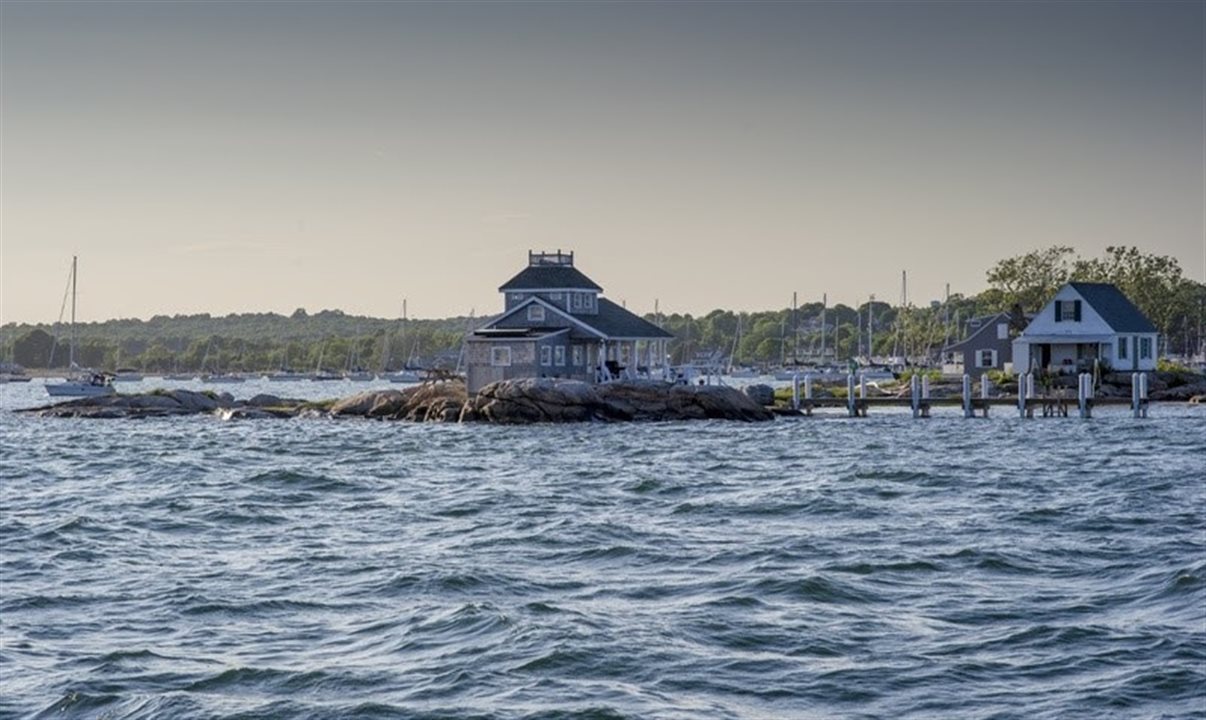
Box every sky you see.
[2,0,1203,324]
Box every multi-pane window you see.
[1055,300,1081,322]
[978,349,995,368]
[540,346,552,366]
[527,305,545,322]
[554,346,566,366]
[1118,337,1128,360]
[572,293,583,309]
[1139,337,1152,359]
[572,346,583,366]
[491,347,511,366]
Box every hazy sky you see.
[2,1,1203,323]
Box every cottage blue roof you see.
[589,298,673,339]
[499,265,603,292]
[1069,282,1157,333]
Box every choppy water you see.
[2,380,1204,719]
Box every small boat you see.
[47,372,115,397]
[163,373,196,381]
[111,368,145,382]
[0,374,32,383]
[382,370,422,384]
[343,370,375,382]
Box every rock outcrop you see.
[466,378,773,423]
[21,378,772,423]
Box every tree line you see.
[3,246,1203,372]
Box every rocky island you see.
[20,378,776,423]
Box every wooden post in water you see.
[962,374,973,418]
[1139,372,1149,418]
[981,375,991,417]
[792,373,800,411]
[1131,373,1140,418]
[921,374,931,418]
[1078,372,1092,419]
[847,374,857,417]
[910,374,921,419]
[804,373,813,416]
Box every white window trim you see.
[540,346,552,366]
[572,346,583,366]
[527,305,546,322]
[554,346,566,366]
[491,347,512,367]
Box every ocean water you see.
[2,380,1204,719]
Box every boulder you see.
[467,378,775,424]
[167,390,219,412]
[1150,380,1206,402]
[470,378,604,423]
[330,390,407,417]
[743,383,775,406]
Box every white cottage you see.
[1012,282,1158,374]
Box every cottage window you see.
[491,347,512,367]
[572,346,583,366]
[1139,337,1152,359]
[1118,337,1128,360]
[554,346,566,366]
[510,293,525,304]
[978,349,996,368]
[584,293,594,309]
[527,305,546,322]
[997,323,1009,340]
[1055,300,1081,322]
[540,346,552,366]
[572,293,583,309]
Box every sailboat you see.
[46,257,115,397]
[381,299,422,383]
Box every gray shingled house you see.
[941,312,1022,377]
[465,251,674,393]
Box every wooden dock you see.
[778,371,1152,419]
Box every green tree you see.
[985,246,1077,313]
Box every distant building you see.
[941,312,1021,377]
[1012,282,1158,374]
[465,251,674,393]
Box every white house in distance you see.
[1012,282,1158,374]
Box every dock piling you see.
[911,374,921,418]
[791,373,800,411]
[962,374,973,418]
[847,374,857,417]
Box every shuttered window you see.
[1054,300,1081,322]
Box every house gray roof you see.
[1070,282,1157,333]
[944,312,1009,352]
[499,265,603,292]
[589,298,673,339]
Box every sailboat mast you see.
[69,255,77,368]
[820,293,827,361]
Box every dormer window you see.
[584,293,594,309]
[510,293,525,303]
[1054,300,1081,322]
[572,293,583,310]
[527,305,546,322]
